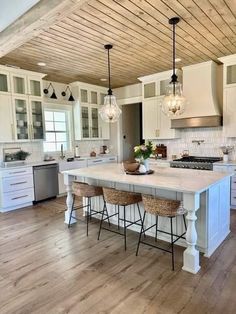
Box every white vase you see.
[139,164,147,173]
[223,154,229,162]
[142,159,150,171]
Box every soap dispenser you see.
[75,145,80,158]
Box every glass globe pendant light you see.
[99,44,121,123]
[162,17,186,116]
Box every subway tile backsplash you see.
[1,127,236,163]
[0,139,110,163]
[153,127,236,160]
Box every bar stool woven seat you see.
[136,194,187,270]
[68,182,107,236]
[141,194,186,217]
[98,187,142,250]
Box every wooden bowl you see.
[123,161,140,172]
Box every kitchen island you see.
[63,164,232,274]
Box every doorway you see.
[122,103,142,161]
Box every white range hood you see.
[171,61,222,128]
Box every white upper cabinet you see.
[218,54,236,137]
[139,71,180,140]
[11,73,27,95]
[0,70,10,93]
[71,81,110,140]
[0,94,13,141]
[0,65,45,142]
[142,97,179,140]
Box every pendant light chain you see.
[107,47,112,96]
[173,21,176,95]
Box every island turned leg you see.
[182,193,201,274]
[64,173,76,225]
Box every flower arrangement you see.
[134,141,154,160]
[220,146,234,155]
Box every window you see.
[43,109,71,152]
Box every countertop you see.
[63,163,232,194]
[0,155,117,171]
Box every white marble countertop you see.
[63,163,232,194]
[0,160,58,170]
[0,155,117,171]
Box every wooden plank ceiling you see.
[0,0,236,87]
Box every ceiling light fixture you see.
[37,62,46,66]
[61,85,75,101]
[43,82,57,99]
[100,78,107,82]
[99,44,121,123]
[175,58,181,63]
[161,17,186,116]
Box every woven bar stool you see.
[68,182,109,236]
[136,194,187,270]
[97,187,142,250]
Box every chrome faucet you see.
[60,144,65,160]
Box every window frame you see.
[43,103,73,153]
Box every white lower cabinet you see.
[0,166,34,212]
[213,164,236,209]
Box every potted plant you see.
[134,141,154,171]
[14,150,30,161]
[220,146,234,162]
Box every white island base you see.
[63,164,231,274]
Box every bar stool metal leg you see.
[68,194,76,228]
[155,216,158,242]
[183,214,187,231]
[170,217,175,271]
[86,197,91,236]
[123,205,127,250]
[136,211,146,256]
[97,202,106,240]
[117,205,120,230]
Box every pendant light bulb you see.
[99,44,121,123]
[161,17,186,117]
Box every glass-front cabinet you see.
[0,65,45,142]
[30,99,44,139]
[28,77,42,96]
[12,97,44,140]
[80,105,99,139]
[91,107,99,138]
[0,70,10,93]
[12,74,27,95]
[13,97,29,140]
[72,82,110,140]
[81,106,89,138]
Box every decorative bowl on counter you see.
[123,160,140,172]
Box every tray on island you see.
[125,169,154,175]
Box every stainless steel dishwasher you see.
[33,164,59,202]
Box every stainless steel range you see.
[170,156,222,170]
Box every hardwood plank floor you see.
[0,197,235,314]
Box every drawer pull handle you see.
[93,160,102,163]
[12,195,28,200]
[10,181,27,186]
[9,171,27,174]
